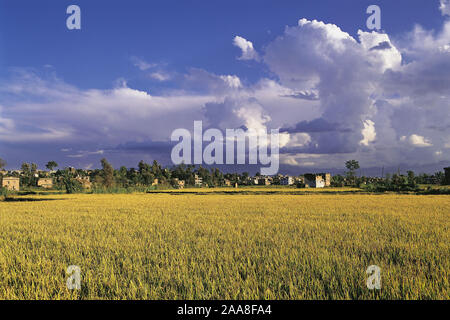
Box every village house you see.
[224,179,231,187]
[258,177,271,186]
[152,178,158,186]
[37,178,53,189]
[304,173,331,188]
[173,178,185,189]
[280,176,294,185]
[194,174,203,186]
[1,176,20,191]
[75,176,92,190]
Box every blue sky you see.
[0,0,449,174]
[0,1,443,89]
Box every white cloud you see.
[358,30,402,72]
[283,133,312,148]
[440,0,450,16]
[233,36,259,61]
[402,134,433,147]
[0,70,214,145]
[150,72,171,81]
[360,120,376,146]
[130,56,156,71]
[68,150,104,158]
[280,153,320,167]
[220,75,242,89]
[234,101,271,132]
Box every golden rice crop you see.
[0,191,448,299]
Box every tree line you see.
[1,157,447,194]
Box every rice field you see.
[0,190,448,299]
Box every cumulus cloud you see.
[264,14,449,167]
[182,68,243,93]
[280,153,321,167]
[358,31,402,72]
[360,120,376,146]
[265,18,382,154]
[401,134,433,147]
[233,36,259,61]
[0,70,214,147]
[219,75,242,89]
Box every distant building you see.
[194,174,203,186]
[324,173,331,186]
[68,167,77,174]
[258,177,271,186]
[152,178,158,186]
[1,177,20,191]
[75,176,92,190]
[173,178,185,189]
[280,176,294,185]
[224,179,231,187]
[444,167,450,185]
[304,173,331,188]
[37,178,53,189]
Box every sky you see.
[0,0,449,175]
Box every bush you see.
[420,188,450,195]
[62,175,83,194]
[363,182,420,193]
[0,187,9,197]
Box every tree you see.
[434,171,445,185]
[100,158,115,188]
[61,169,82,194]
[138,160,155,186]
[21,162,31,174]
[345,160,360,177]
[345,160,360,186]
[46,161,58,171]
[331,174,345,187]
[407,170,416,186]
[0,158,6,170]
[20,162,32,186]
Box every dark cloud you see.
[280,91,319,100]
[112,140,175,154]
[369,41,392,51]
[281,118,352,133]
